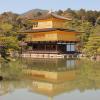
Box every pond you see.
[0,58,100,100]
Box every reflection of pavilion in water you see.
[29,72,79,99]
[23,58,79,71]
[23,59,80,100]
[23,59,80,83]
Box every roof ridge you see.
[28,12,72,20]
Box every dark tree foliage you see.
[36,12,42,16]
[0,12,32,59]
[57,10,63,15]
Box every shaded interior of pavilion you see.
[21,41,78,54]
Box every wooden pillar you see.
[56,44,58,51]
[52,45,54,51]
[32,44,34,51]
[38,44,40,51]
[45,44,46,51]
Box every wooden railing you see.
[22,50,60,54]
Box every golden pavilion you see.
[21,12,80,58]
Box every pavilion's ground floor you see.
[21,41,79,58]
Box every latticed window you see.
[33,22,38,27]
[66,43,75,52]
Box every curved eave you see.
[19,28,79,34]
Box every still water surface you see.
[0,58,100,100]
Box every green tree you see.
[83,25,100,56]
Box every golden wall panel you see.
[25,31,77,42]
[32,21,53,29]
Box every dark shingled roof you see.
[29,12,72,21]
[19,28,78,33]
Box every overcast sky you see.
[0,0,100,14]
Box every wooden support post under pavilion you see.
[56,45,58,52]
[45,44,46,51]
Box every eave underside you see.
[20,28,78,33]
